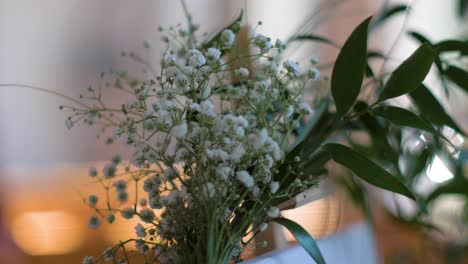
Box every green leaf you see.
[427,179,468,202]
[459,0,468,17]
[371,105,435,132]
[273,218,325,264]
[409,84,465,135]
[354,102,399,163]
[434,40,468,55]
[378,43,436,101]
[370,4,408,32]
[289,34,340,48]
[201,9,243,51]
[331,16,372,116]
[445,65,468,93]
[408,31,431,44]
[323,143,416,200]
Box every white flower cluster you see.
[74,20,322,264]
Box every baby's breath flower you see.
[139,208,155,223]
[253,34,272,52]
[283,60,300,76]
[259,223,268,232]
[221,29,235,46]
[121,207,134,219]
[298,102,313,115]
[236,170,254,188]
[88,194,98,207]
[117,191,128,202]
[310,55,319,65]
[308,67,320,80]
[235,67,249,79]
[88,216,101,229]
[106,214,115,224]
[205,48,221,61]
[103,164,116,179]
[270,181,279,194]
[266,207,280,218]
[171,122,188,139]
[188,49,206,67]
[88,167,97,177]
[111,154,121,164]
[65,119,73,129]
[135,223,147,237]
[113,180,127,192]
[82,256,95,264]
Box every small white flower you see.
[230,144,246,162]
[135,239,149,254]
[264,154,274,169]
[171,122,188,139]
[221,29,235,46]
[164,66,179,78]
[200,100,216,117]
[267,207,280,218]
[285,105,294,118]
[113,180,127,191]
[88,167,97,177]
[65,119,73,129]
[139,208,155,223]
[188,49,206,67]
[82,256,94,264]
[283,60,300,76]
[235,67,249,79]
[205,48,221,61]
[88,216,100,229]
[88,194,98,206]
[143,176,160,192]
[117,191,128,202]
[121,207,134,219]
[308,67,320,80]
[275,39,286,51]
[135,223,147,237]
[270,181,279,194]
[254,34,273,52]
[106,213,115,223]
[216,166,233,180]
[298,102,313,115]
[310,55,319,65]
[236,170,254,188]
[103,163,116,179]
[259,223,268,232]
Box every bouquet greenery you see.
[3,1,466,264]
[71,3,466,263]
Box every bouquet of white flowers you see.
[52,2,465,264]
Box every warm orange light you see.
[10,211,84,256]
[282,196,340,241]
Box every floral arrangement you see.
[10,1,463,264]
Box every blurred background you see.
[0,0,466,263]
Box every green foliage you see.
[378,43,436,101]
[200,9,243,51]
[289,34,340,48]
[445,65,468,93]
[370,4,409,32]
[323,143,416,200]
[371,105,435,132]
[409,84,465,135]
[331,17,372,116]
[273,218,325,264]
[427,178,468,202]
[434,40,468,55]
